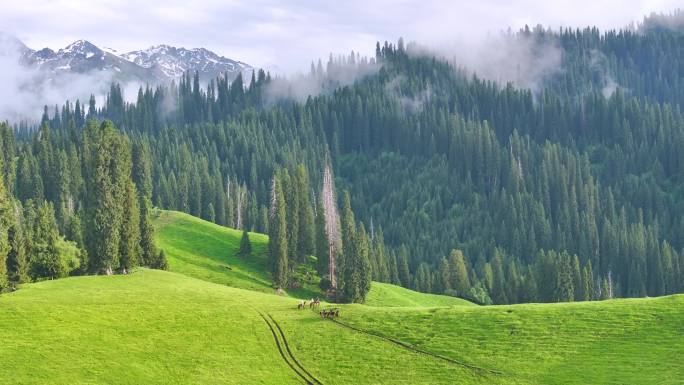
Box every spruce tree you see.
[314,195,328,275]
[356,223,372,302]
[448,249,471,295]
[281,169,299,263]
[29,202,63,280]
[296,165,315,260]
[339,192,356,292]
[491,249,507,304]
[555,252,575,302]
[119,181,141,273]
[397,247,411,289]
[156,249,168,270]
[7,202,28,284]
[269,176,288,289]
[85,121,123,274]
[0,158,10,289]
[238,229,251,257]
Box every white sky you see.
[0,0,681,73]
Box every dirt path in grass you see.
[258,311,324,385]
[326,316,504,377]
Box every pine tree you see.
[0,158,10,289]
[7,202,29,284]
[448,249,471,295]
[28,202,63,280]
[85,121,125,274]
[132,142,157,267]
[572,254,583,301]
[356,223,372,302]
[339,191,356,293]
[296,165,315,260]
[238,229,252,257]
[397,246,411,288]
[314,195,328,275]
[555,252,575,302]
[491,249,507,304]
[269,176,288,289]
[155,249,168,270]
[438,256,451,293]
[119,181,140,273]
[281,169,299,263]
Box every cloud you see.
[264,54,379,103]
[1,1,680,75]
[408,28,563,93]
[384,75,432,113]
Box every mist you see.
[0,37,126,123]
[264,53,379,104]
[405,26,563,94]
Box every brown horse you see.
[320,308,339,318]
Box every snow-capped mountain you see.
[0,33,251,84]
[123,45,250,81]
[22,40,160,82]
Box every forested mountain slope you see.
[3,13,684,304]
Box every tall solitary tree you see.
[132,142,157,267]
[448,249,471,295]
[296,165,315,260]
[238,229,252,257]
[269,176,288,289]
[0,155,10,289]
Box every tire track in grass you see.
[326,316,504,377]
[257,311,315,385]
[267,314,324,385]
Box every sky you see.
[0,0,681,73]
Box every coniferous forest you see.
[2,16,684,305]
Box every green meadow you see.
[0,210,682,384]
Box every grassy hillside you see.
[1,269,682,384]
[364,281,473,307]
[153,210,274,293]
[341,296,684,384]
[2,210,681,384]
[0,269,500,385]
[154,210,469,305]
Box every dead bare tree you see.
[322,165,341,289]
[236,183,245,230]
[269,176,277,219]
[607,270,614,299]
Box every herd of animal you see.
[295,298,340,318]
[297,298,321,309]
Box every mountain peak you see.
[59,40,102,58]
[122,44,251,80]
[7,35,251,84]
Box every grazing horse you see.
[319,308,339,318]
[309,297,321,308]
[297,300,306,310]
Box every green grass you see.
[0,269,499,385]
[154,210,323,298]
[365,281,474,307]
[341,297,684,384]
[153,210,274,293]
[1,210,682,384]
